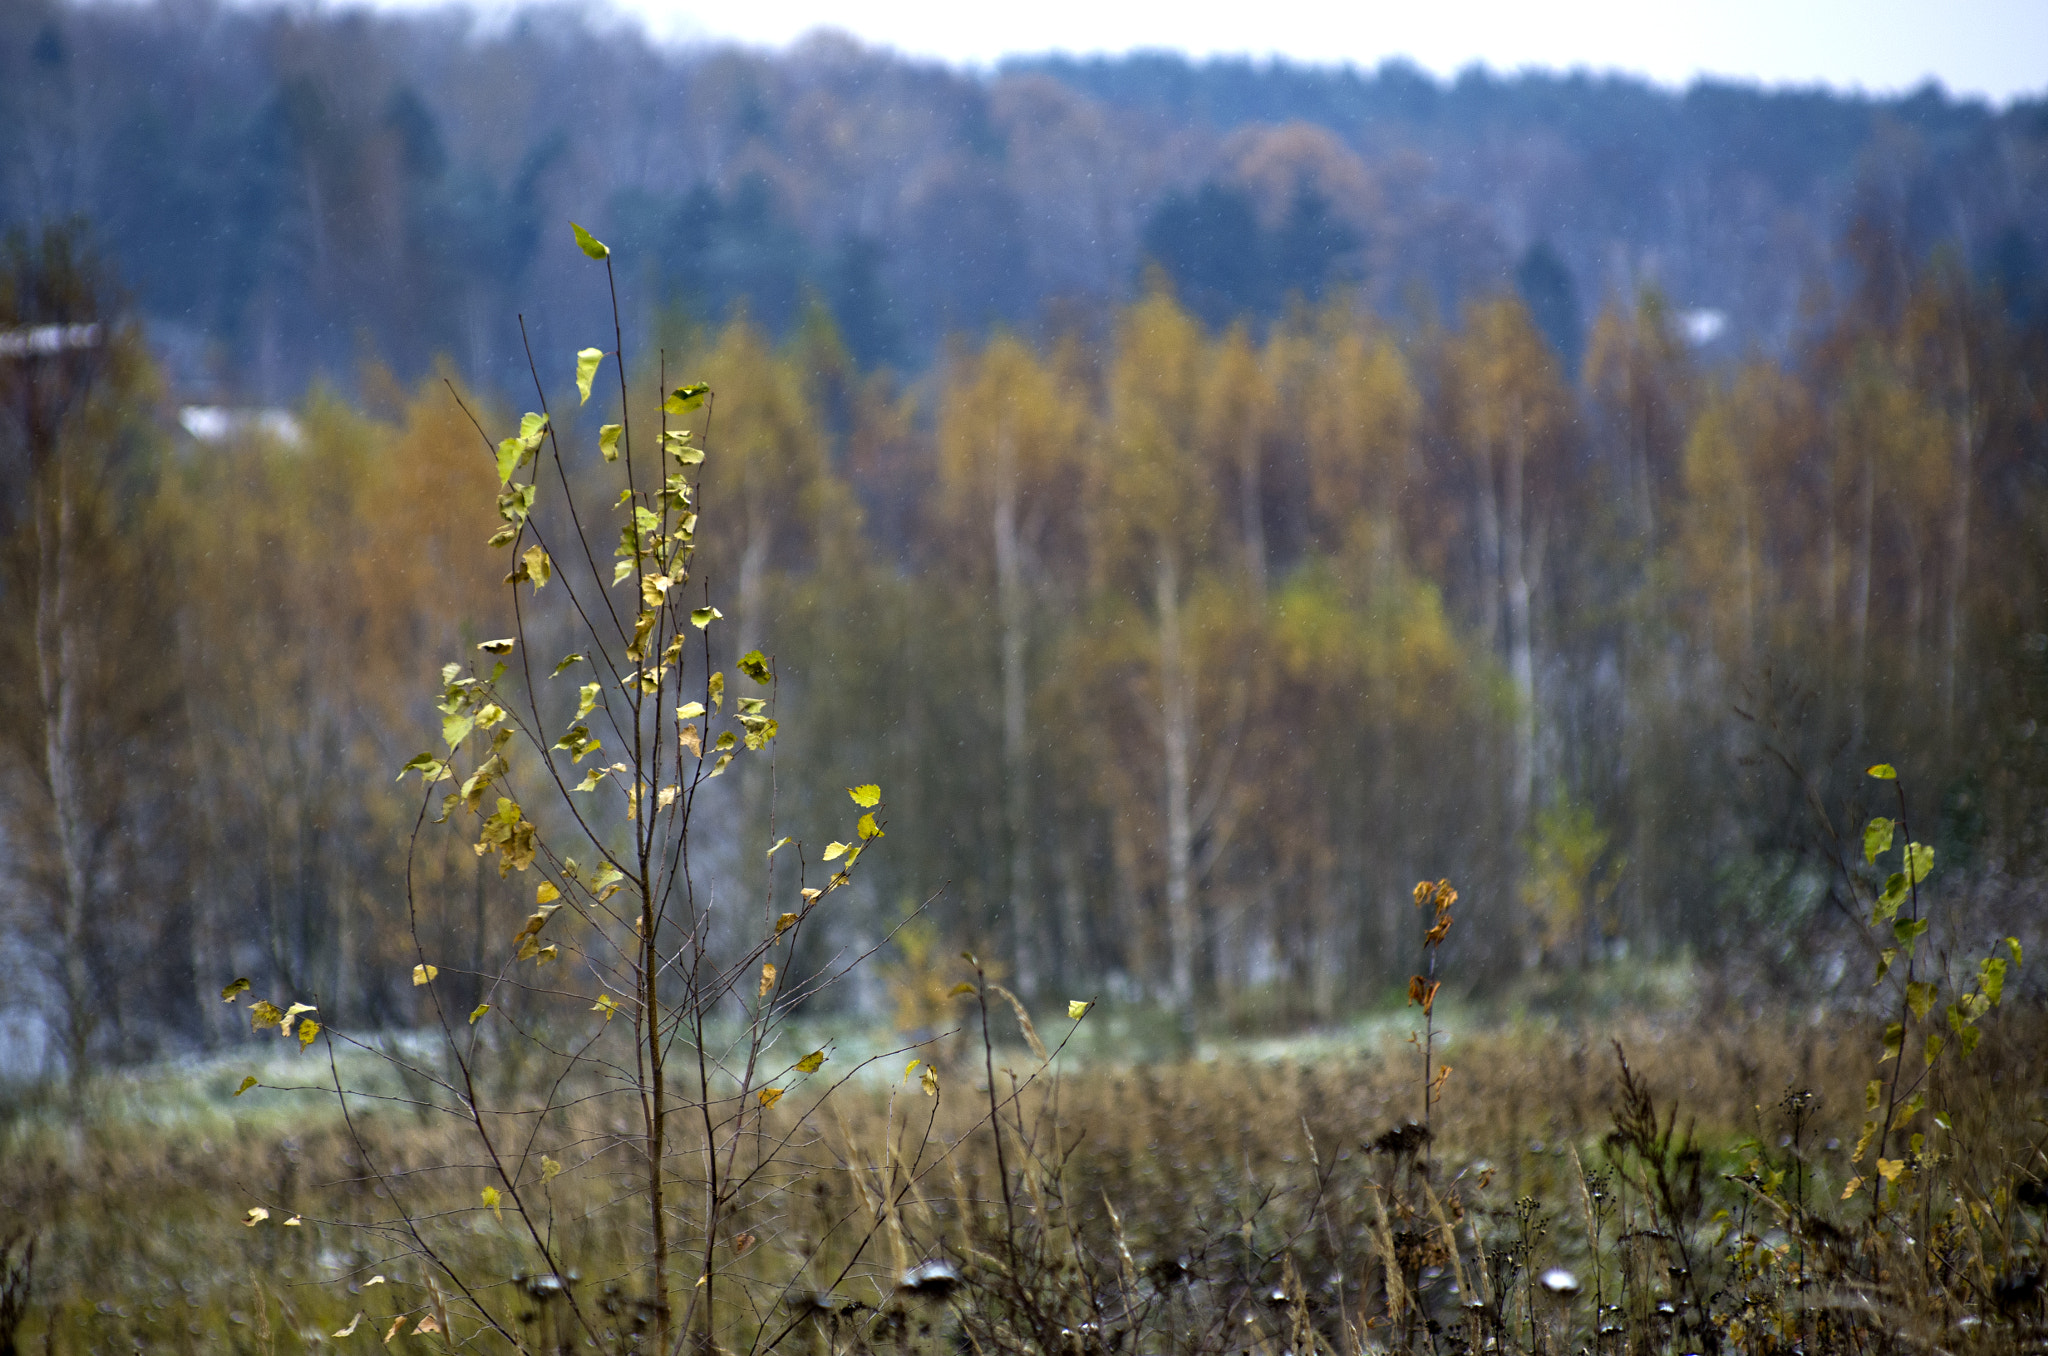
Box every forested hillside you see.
[1,2,2046,1077]
[3,0,2046,390]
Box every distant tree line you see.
[2,213,2044,1076]
[3,0,2046,397]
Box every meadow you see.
[3,969,2041,1356]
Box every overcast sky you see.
[378,0,2047,102]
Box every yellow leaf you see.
[857,812,882,840]
[1876,1157,1906,1182]
[950,982,977,996]
[248,1000,284,1031]
[244,1207,270,1226]
[759,962,777,997]
[221,977,251,1002]
[482,1185,503,1221]
[541,1156,562,1183]
[469,1004,490,1025]
[758,1087,784,1107]
[592,993,621,1021]
[333,1312,364,1338]
[1068,1000,1091,1020]
[822,842,849,862]
[535,944,558,965]
[537,882,559,904]
[383,1314,410,1343]
[848,784,881,807]
[297,1017,320,1049]
[775,912,798,938]
[478,638,515,655]
[234,1075,258,1096]
[800,887,823,903]
[677,701,705,719]
[414,1314,443,1335]
[575,346,604,403]
[364,1276,386,1287]
[413,964,438,986]
[679,723,701,757]
[921,1064,939,1097]
[796,1050,825,1073]
[1841,1175,1864,1200]
[283,1214,302,1227]
[905,1058,921,1078]
[767,836,791,857]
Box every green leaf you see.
[677,701,705,720]
[1905,980,1937,1020]
[550,653,585,679]
[399,751,452,783]
[1864,1078,1882,1111]
[1874,873,1908,921]
[1924,1031,1944,1066]
[691,606,723,629]
[600,423,622,462]
[221,977,251,1002]
[1874,947,1897,984]
[1868,763,1897,780]
[497,435,524,485]
[234,1075,258,1096]
[576,347,604,404]
[1979,955,2007,1005]
[822,841,849,861]
[1881,1020,1903,1062]
[571,221,609,259]
[521,544,551,591]
[1903,842,1934,885]
[481,1185,503,1221]
[1862,816,1893,865]
[2009,936,2024,967]
[664,383,710,415]
[1893,916,1929,948]
[738,650,772,684]
[848,784,881,808]
[796,1050,825,1073]
[577,683,601,719]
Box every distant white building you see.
[177,405,304,446]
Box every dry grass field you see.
[3,989,2041,1356]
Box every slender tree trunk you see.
[1475,441,1502,655]
[1156,550,1196,1018]
[993,429,1035,996]
[1239,437,1267,596]
[1504,417,1535,835]
[1942,353,1975,741]
[33,442,95,1087]
[1851,446,1874,743]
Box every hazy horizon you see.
[313,0,2048,103]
